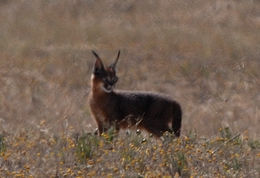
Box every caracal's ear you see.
[109,50,120,71]
[92,50,105,72]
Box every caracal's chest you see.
[89,92,113,122]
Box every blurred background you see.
[0,0,259,138]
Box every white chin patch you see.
[101,86,113,93]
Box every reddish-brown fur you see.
[88,51,182,137]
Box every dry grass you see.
[0,128,259,177]
[0,0,259,177]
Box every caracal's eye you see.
[113,77,118,83]
[94,69,104,76]
[94,71,100,76]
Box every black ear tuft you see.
[116,50,120,61]
[91,50,104,72]
[92,50,100,59]
[110,50,120,70]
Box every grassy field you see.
[0,0,259,177]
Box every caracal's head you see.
[91,50,120,93]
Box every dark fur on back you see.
[88,51,182,137]
[101,91,181,137]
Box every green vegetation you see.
[0,135,6,153]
